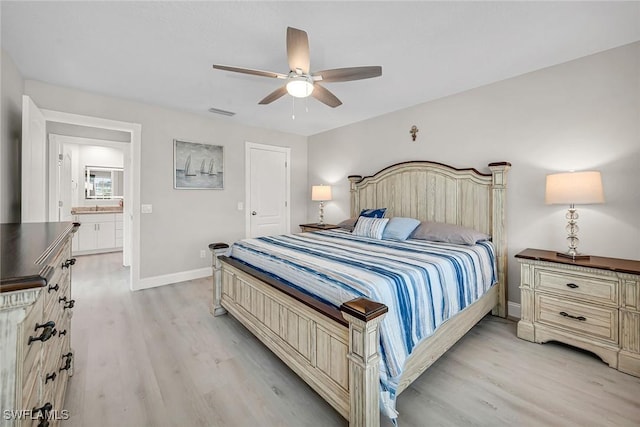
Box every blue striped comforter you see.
[230,229,497,419]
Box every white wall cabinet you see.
[72,213,123,255]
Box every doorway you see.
[21,95,142,289]
[245,142,290,238]
[48,134,129,262]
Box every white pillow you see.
[352,217,389,239]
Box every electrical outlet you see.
[200,249,206,258]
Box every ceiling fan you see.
[212,27,382,108]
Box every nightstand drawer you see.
[535,294,618,344]
[535,267,617,305]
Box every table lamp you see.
[311,185,332,225]
[545,170,604,259]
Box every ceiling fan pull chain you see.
[292,97,296,120]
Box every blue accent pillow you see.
[382,217,421,241]
[359,208,387,218]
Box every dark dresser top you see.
[1,222,77,292]
[515,248,640,276]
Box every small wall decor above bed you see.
[409,125,419,141]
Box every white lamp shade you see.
[311,185,332,201]
[545,171,605,205]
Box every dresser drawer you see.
[535,294,618,344]
[535,267,618,305]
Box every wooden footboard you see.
[213,255,387,426]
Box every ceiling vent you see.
[208,107,236,117]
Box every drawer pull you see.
[566,283,579,289]
[32,402,52,426]
[48,283,59,293]
[45,372,57,384]
[59,329,67,337]
[62,258,77,269]
[60,352,73,371]
[59,296,67,303]
[28,326,57,344]
[63,299,75,310]
[559,311,587,321]
[34,321,55,331]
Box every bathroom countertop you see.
[71,206,123,214]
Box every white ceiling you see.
[2,1,639,136]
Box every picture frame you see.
[174,139,224,190]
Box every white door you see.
[95,221,116,249]
[22,96,48,222]
[59,145,73,221]
[78,225,96,251]
[246,143,290,238]
[48,138,78,222]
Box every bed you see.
[211,160,511,426]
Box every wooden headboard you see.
[348,161,511,317]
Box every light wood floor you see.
[65,252,640,426]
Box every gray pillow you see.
[410,221,490,245]
[337,217,358,232]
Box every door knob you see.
[251,211,257,216]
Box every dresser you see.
[516,248,640,377]
[1,222,79,426]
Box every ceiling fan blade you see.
[315,66,382,82]
[258,86,288,105]
[286,27,310,74]
[212,64,287,79]
[311,84,342,108]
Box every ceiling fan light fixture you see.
[286,76,314,98]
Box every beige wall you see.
[23,80,307,279]
[307,42,640,305]
[1,48,24,223]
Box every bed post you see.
[348,175,363,218]
[488,162,511,318]
[340,298,388,427]
[209,242,230,316]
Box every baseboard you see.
[133,267,211,291]
[507,301,521,319]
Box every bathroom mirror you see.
[85,166,124,199]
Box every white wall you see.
[308,42,640,306]
[1,48,24,223]
[24,80,308,279]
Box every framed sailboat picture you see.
[174,139,224,189]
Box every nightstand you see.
[516,248,640,377]
[299,223,339,232]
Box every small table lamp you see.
[545,170,604,259]
[311,185,332,225]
